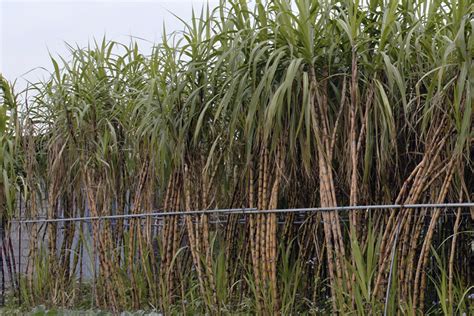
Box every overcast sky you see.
[1,0,219,89]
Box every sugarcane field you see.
[0,0,473,314]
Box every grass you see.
[0,0,472,314]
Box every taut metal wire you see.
[13,202,474,224]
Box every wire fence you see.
[12,202,474,223]
[1,202,473,309]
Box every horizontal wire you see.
[12,202,474,224]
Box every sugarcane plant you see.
[0,74,22,301]
[3,0,473,314]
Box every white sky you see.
[0,0,219,90]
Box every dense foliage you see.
[0,0,472,314]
